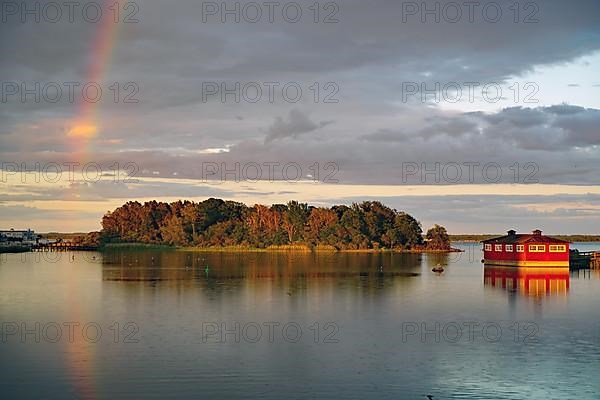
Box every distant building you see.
[482,230,570,267]
[0,229,38,245]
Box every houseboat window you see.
[516,245,524,252]
[529,245,546,252]
[506,245,513,252]
[549,245,566,252]
[495,244,502,252]
[484,244,492,251]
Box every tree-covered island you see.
[99,199,453,252]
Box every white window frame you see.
[516,245,524,252]
[529,245,546,252]
[495,244,503,252]
[506,245,513,252]
[484,244,492,251]
[549,245,566,253]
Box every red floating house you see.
[482,230,570,267]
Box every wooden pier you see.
[569,250,600,270]
[32,243,99,252]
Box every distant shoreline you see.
[101,243,463,254]
[0,242,462,255]
[450,235,600,242]
[40,233,600,243]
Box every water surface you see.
[1,243,599,399]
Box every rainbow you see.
[65,5,123,399]
[68,0,122,159]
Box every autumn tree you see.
[159,214,187,246]
[306,208,338,245]
[100,199,431,251]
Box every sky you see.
[1,0,599,233]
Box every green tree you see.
[394,212,423,247]
[359,201,396,247]
[339,205,370,249]
[425,224,450,250]
[283,201,310,242]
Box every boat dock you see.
[32,243,99,252]
[569,250,600,270]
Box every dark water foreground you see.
[1,243,599,400]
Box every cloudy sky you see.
[1,0,599,233]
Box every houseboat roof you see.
[481,230,570,244]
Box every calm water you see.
[1,243,600,400]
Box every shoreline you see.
[0,245,30,254]
[94,243,464,254]
[0,245,464,254]
[450,236,600,243]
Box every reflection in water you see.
[56,254,101,400]
[4,245,600,399]
[425,252,451,268]
[484,265,570,297]
[98,251,426,305]
[570,268,600,280]
[100,250,423,283]
[65,267,96,400]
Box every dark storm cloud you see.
[481,105,600,149]
[264,109,333,142]
[1,0,600,186]
[481,107,548,128]
[3,0,600,105]
[361,129,408,142]
[323,194,600,234]
[0,179,235,202]
[362,105,600,153]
